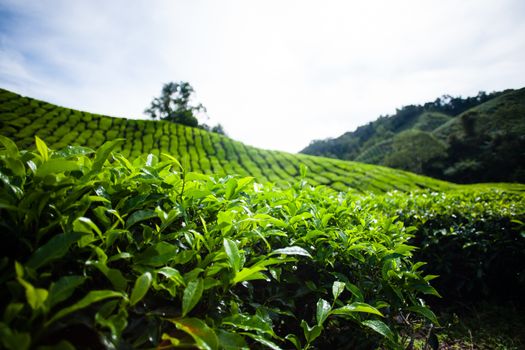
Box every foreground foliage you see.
[0,137,441,349]
[1,137,524,349]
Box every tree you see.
[144,81,204,127]
[145,82,227,134]
[211,123,226,135]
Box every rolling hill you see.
[0,87,457,193]
[301,88,525,183]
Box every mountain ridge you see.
[301,88,525,183]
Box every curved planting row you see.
[1,88,454,193]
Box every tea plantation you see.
[0,88,457,194]
[1,88,524,349]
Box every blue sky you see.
[1,0,524,152]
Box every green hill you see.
[0,88,455,193]
[301,89,525,183]
[431,88,525,182]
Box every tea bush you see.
[362,190,525,303]
[0,137,439,350]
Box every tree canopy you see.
[145,81,226,135]
[144,82,203,127]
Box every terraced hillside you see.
[0,88,456,193]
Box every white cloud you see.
[1,0,524,152]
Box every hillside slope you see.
[301,88,525,183]
[0,88,457,193]
[431,88,525,182]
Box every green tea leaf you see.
[331,302,384,317]
[74,217,102,237]
[236,176,254,193]
[300,320,322,344]
[3,303,24,323]
[394,244,416,255]
[0,201,21,212]
[35,136,49,161]
[91,139,124,172]
[411,283,442,297]
[223,238,242,273]
[160,152,183,171]
[157,267,185,285]
[46,290,123,327]
[203,277,221,290]
[290,212,313,225]
[126,209,157,228]
[95,300,128,341]
[134,242,178,267]
[316,298,331,326]
[130,272,152,306]
[345,282,364,302]
[5,158,25,178]
[222,313,275,336]
[407,305,440,326]
[27,233,83,270]
[0,323,31,350]
[47,276,85,309]
[285,334,302,350]
[232,266,267,284]
[37,160,81,177]
[18,278,48,311]
[332,281,345,301]
[161,333,180,347]
[52,145,94,158]
[0,135,19,154]
[271,246,311,258]
[171,317,219,350]
[182,278,204,316]
[361,320,394,341]
[225,178,237,199]
[321,213,334,227]
[242,333,283,350]
[217,330,249,350]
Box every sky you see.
[1,0,524,153]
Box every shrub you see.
[106,130,119,139]
[99,118,112,130]
[87,120,99,130]
[399,190,523,302]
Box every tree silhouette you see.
[145,82,205,127]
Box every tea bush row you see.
[360,190,525,303]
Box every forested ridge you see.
[301,88,525,183]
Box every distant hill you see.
[301,88,525,183]
[0,88,456,193]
